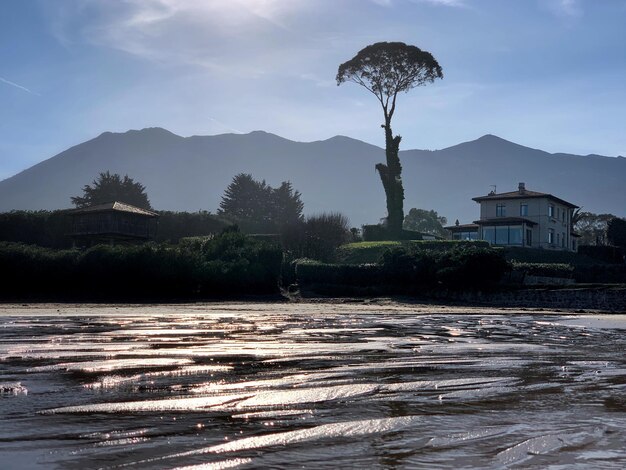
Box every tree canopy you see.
[573,211,617,246]
[71,171,152,209]
[337,42,442,236]
[336,41,443,123]
[403,208,448,237]
[218,173,303,233]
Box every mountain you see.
[1,128,625,226]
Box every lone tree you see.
[337,42,443,235]
[71,171,152,210]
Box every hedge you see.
[297,245,509,291]
[295,259,383,287]
[0,210,233,248]
[0,230,282,300]
[362,225,425,241]
[336,240,490,264]
[512,262,575,279]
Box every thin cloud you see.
[410,0,466,7]
[549,0,583,18]
[0,76,39,96]
[378,0,466,6]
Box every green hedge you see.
[512,262,574,278]
[297,245,509,291]
[0,230,282,300]
[362,225,427,241]
[0,210,233,248]
[296,259,383,286]
[336,240,490,264]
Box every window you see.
[526,229,533,246]
[496,204,506,217]
[509,226,523,245]
[548,205,555,218]
[454,231,478,241]
[496,226,508,244]
[482,225,523,245]
[483,227,495,244]
[562,210,566,222]
[520,204,528,216]
[562,233,565,248]
[548,229,554,244]
[557,233,560,245]
[557,208,560,220]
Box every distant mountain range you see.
[1,127,625,226]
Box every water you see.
[1,303,625,469]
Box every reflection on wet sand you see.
[1,303,625,469]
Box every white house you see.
[446,183,579,251]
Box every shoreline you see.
[0,296,623,316]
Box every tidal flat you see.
[1,302,625,469]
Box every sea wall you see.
[427,287,626,312]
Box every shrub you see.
[156,211,231,243]
[362,225,425,241]
[336,240,490,264]
[281,212,351,262]
[511,262,574,279]
[0,229,283,300]
[336,241,402,264]
[433,246,510,289]
[380,247,438,285]
[297,245,508,291]
[0,211,73,248]
[408,240,490,251]
[295,259,383,286]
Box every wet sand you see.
[1,303,625,468]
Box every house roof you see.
[444,223,479,231]
[472,190,578,208]
[67,201,159,217]
[473,217,538,226]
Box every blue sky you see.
[1,0,625,180]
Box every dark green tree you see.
[337,42,443,236]
[403,208,447,237]
[218,174,304,233]
[272,181,304,227]
[71,171,152,209]
[607,217,626,248]
[574,212,617,245]
[219,173,272,228]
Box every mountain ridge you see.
[1,128,624,225]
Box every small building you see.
[444,220,480,241]
[68,201,158,246]
[470,183,578,251]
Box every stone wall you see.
[429,287,626,312]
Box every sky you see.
[1,0,625,180]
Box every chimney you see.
[518,182,526,194]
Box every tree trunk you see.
[376,118,404,237]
